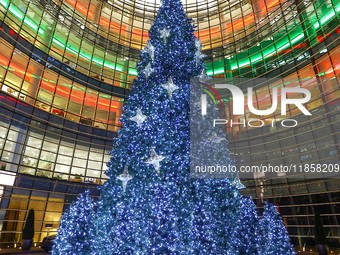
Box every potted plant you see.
[315,211,328,255]
[72,174,83,183]
[53,174,62,180]
[22,209,34,250]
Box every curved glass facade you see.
[0,35,124,131]
[0,95,107,243]
[0,0,338,249]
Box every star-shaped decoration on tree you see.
[116,165,133,193]
[145,147,165,174]
[161,76,179,99]
[130,108,147,127]
[195,37,203,51]
[197,69,212,83]
[143,63,154,79]
[232,172,246,190]
[159,27,170,44]
[142,41,155,61]
[208,132,226,144]
[195,50,207,65]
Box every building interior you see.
[0,0,338,250]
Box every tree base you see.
[22,239,33,251]
[317,244,328,255]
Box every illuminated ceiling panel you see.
[107,0,225,15]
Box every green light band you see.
[314,9,336,28]
[0,0,8,8]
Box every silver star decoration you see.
[197,69,212,83]
[143,63,154,79]
[161,76,179,99]
[208,132,226,144]
[130,108,147,127]
[142,41,155,61]
[116,165,133,192]
[160,27,170,44]
[232,172,246,190]
[145,147,165,174]
[195,50,207,65]
[195,37,203,51]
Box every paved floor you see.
[0,247,48,255]
[295,247,340,255]
[0,247,339,255]
[0,252,49,255]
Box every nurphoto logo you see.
[200,84,312,128]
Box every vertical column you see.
[217,0,227,44]
[39,0,60,53]
[5,128,26,172]
[24,0,61,105]
[25,63,42,105]
[91,0,103,25]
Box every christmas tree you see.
[52,0,296,253]
[52,191,97,255]
[94,0,245,253]
[259,202,296,255]
[228,197,261,255]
